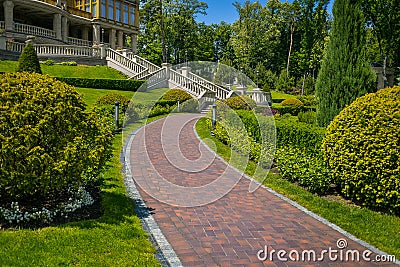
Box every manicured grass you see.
[0,88,168,266]
[0,60,126,79]
[271,90,294,100]
[196,117,400,259]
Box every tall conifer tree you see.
[315,0,376,127]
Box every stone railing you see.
[14,23,56,39]
[6,41,24,52]
[67,37,92,47]
[106,49,147,74]
[187,71,232,100]
[36,44,100,56]
[147,68,168,89]
[128,53,161,74]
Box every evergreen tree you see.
[315,0,376,127]
[16,41,42,74]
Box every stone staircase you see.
[1,41,272,111]
[105,48,236,112]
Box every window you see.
[92,3,97,16]
[116,1,121,22]
[130,6,135,25]
[124,4,129,24]
[108,0,114,20]
[101,1,106,18]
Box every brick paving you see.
[128,114,396,267]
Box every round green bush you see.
[224,95,257,110]
[161,89,193,102]
[16,41,42,74]
[322,86,400,214]
[0,73,113,200]
[281,98,304,109]
[280,98,304,115]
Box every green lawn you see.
[271,90,293,100]
[76,87,169,108]
[195,117,400,259]
[0,60,126,79]
[0,86,167,266]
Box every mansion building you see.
[0,0,139,51]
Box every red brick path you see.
[129,114,395,267]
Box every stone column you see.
[117,30,124,49]
[3,0,14,31]
[53,13,62,40]
[109,28,116,49]
[134,5,140,28]
[82,26,89,41]
[131,33,137,54]
[61,16,68,42]
[92,24,100,44]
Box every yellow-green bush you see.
[280,98,304,115]
[161,88,193,102]
[95,92,130,112]
[322,86,400,214]
[223,95,257,110]
[0,73,113,200]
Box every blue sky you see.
[196,0,333,25]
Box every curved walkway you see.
[125,114,396,267]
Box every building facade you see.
[0,0,139,51]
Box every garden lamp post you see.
[256,70,259,88]
[177,98,180,112]
[211,104,217,135]
[115,101,120,130]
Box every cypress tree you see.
[315,0,376,127]
[16,41,42,74]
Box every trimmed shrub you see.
[298,110,316,124]
[275,146,334,195]
[224,95,257,110]
[55,77,144,91]
[0,73,113,201]
[95,93,130,112]
[42,59,55,66]
[161,89,193,102]
[275,117,325,154]
[16,41,42,74]
[180,98,199,113]
[280,98,304,115]
[58,61,77,66]
[296,95,317,107]
[322,86,400,214]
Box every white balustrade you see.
[67,37,92,47]
[6,41,24,52]
[106,49,147,74]
[132,54,161,74]
[14,23,56,38]
[35,44,99,56]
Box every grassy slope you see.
[196,117,400,259]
